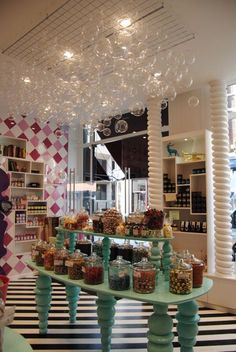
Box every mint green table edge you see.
[27,260,213,352]
[27,261,212,305]
[3,327,33,351]
[55,227,174,243]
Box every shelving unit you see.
[162,130,214,269]
[0,136,47,255]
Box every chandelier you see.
[1,2,195,134]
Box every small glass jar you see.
[92,238,103,258]
[141,225,149,238]
[133,257,156,294]
[92,212,104,233]
[44,244,56,271]
[35,240,48,266]
[76,239,92,256]
[132,224,141,237]
[109,256,131,291]
[169,259,193,294]
[66,250,87,280]
[83,253,104,285]
[125,223,132,236]
[118,240,133,263]
[54,247,69,275]
[190,255,205,288]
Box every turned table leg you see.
[176,300,200,352]
[68,232,77,254]
[150,240,161,280]
[102,237,111,271]
[96,293,116,352]
[147,304,174,352]
[66,284,80,323]
[162,240,172,281]
[35,274,52,334]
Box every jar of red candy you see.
[66,250,87,280]
[44,244,56,271]
[190,255,205,288]
[54,247,69,275]
[35,240,48,266]
[133,257,156,293]
[83,253,104,285]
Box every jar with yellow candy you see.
[169,259,192,294]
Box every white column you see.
[209,80,233,276]
[147,98,163,209]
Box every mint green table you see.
[27,260,213,352]
[3,327,33,351]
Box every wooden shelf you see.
[15,239,37,243]
[173,231,207,236]
[163,207,191,210]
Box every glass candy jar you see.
[133,257,156,294]
[35,240,48,266]
[92,212,104,233]
[190,255,205,288]
[169,259,193,294]
[76,239,92,256]
[44,244,56,271]
[66,250,87,280]
[54,247,69,275]
[109,256,131,291]
[83,253,104,285]
[109,241,119,261]
[92,238,103,258]
[118,240,133,263]
[132,243,149,263]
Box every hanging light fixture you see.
[1,2,195,129]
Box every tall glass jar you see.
[66,250,87,280]
[83,253,104,285]
[44,244,56,271]
[190,255,205,288]
[76,239,92,256]
[118,240,133,263]
[169,259,193,294]
[92,238,103,258]
[132,243,149,263]
[133,257,156,294]
[109,241,119,261]
[35,240,48,266]
[109,256,130,291]
[54,247,69,275]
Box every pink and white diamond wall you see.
[0,115,68,277]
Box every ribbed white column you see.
[147,98,163,209]
[210,80,233,276]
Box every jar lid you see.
[70,249,87,259]
[190,254,203,264]
[110,255,130,267]
[133,257,156,270]
[176,258,192,270]
[87,252,102,263]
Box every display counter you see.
[27,260,213,352]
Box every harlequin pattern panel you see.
[0,115,68,277]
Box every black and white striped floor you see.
[5,276,236,352]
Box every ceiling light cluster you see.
[1,5,195,132]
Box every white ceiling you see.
[0,0,236,90]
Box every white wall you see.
[169,86,211,135]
